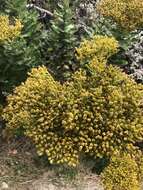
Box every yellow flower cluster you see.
[101,153,140,190]
[3,36,143,167]
[97,0,143,31]
[76,35,119,63]
[139,158,143,180]
[0,15,22,42]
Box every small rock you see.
[47,184,56,190]
[1,182,9,189]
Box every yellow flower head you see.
[0,15,22,42]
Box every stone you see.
[1,182,9,189]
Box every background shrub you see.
[3,35,143,167]
[96,0,143,71]
[76,35,119,63]
[42,0,78,81]
[97,0,143,31]
[0,0,43,98]
[101,152,140,190]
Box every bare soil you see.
[0,137,103,190]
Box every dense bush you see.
[0,14,23,96]
[3,35,143,167]
[0,15,22,41]
[0,0,43,96]
[97,0,143,31]
[1,2,143,189]
[76,35,119,63]
[101,153,140,190]
[5,0,43,50]
[95,0,143,79]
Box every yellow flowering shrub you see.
[0,15,22,42]
[140,158,143,181]
[3,36,143,167]
[76,35,119,63]
[135,155,143,182]
[101,153,140,190]
[97,0,143,31]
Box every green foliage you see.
[3,35,143,167]
[43,0,77,80]
[0,0,43,95]
[5,0,27,16]
[44,0,78,10]
[94,17,138,67]
[5,0,42,41]
[0,0,6,13]
[44,0,61,10]
[95,0,143,67]
[101,153,140,190]
[0,36,41,93]
[0,104,3,115]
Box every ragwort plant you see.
[3,35,143,167]
[0,15,22,42]
[97,0,143,32]
[101,152,140,190]
[76,35,119,63]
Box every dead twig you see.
[26,4,54,18]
